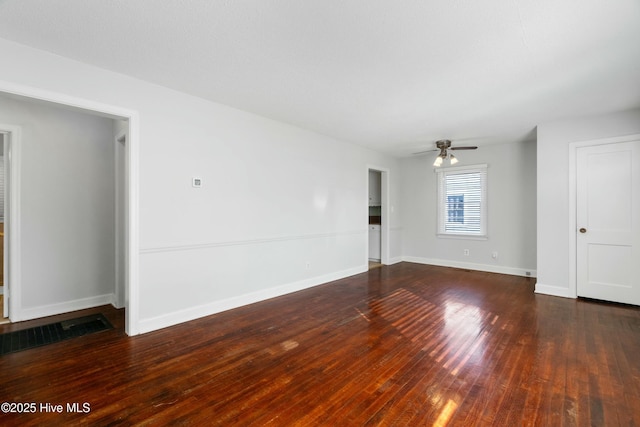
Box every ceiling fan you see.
[413,139,478,167]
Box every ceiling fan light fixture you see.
[428,139,477,166]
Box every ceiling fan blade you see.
[450,146,478,150]
[412,149,439,155]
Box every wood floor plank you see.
[1,263,640,426]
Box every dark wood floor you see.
[1,262,640,426]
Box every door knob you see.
[579,228,587,233]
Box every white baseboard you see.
[112,299,125,310]
[534,283,574,298]
[17,293,116,322]
[386,256,403,265]
[138,265,367,334]
[402,256,537,278]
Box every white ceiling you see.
[0,0,639,156]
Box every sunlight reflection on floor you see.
[368,288,500,378]
[433,399,459,427]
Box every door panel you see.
[577,140,640,305]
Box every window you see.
[436,164,487,237]
[447,195,464,223]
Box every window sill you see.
[436,233,488,241]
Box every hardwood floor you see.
[1,262,640,426]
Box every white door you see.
[576,140,640,305]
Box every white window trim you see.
[435,163,488,239]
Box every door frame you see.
[114,132,127,309]
[568,133,640,299]
[0,125,21,320]
[0,81,141,336]
[367,166,390,265]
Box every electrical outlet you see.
[305,261,311,269]
[492,251,498,260]
[463,249,470,256]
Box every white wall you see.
[0,38,400,333]
[536,108,640,297]
[400,139,537,276]
[0,94,115,318]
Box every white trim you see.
[403,256,536,278]
[534,283,572,298]
[568,133,640,300]
[0,79,133,119]
[435,163,488,238]
[138,265,367,334]
[432,163,489,174]
[114,131,127,310]
[0,81,141,336]
[140,229,366,254]
[18,293,116,321]
[0,125,21,322]
[435,234,488,241]
[126,113,140,336]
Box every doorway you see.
[0,86,139,335]
[368,170,382,266]
[367,167,389,268]
[576,139,640,304]
[571,135,640,305]
[0,127,16,323]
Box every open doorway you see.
[0,91,138,335]
[367,167,390,269]
[0,125,18,324]
[368,170,382,269]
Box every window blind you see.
[436,164,487,237]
